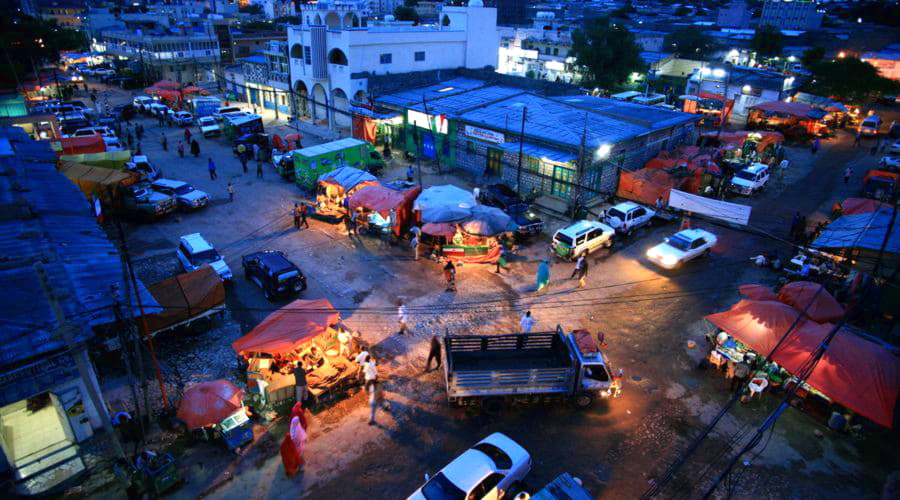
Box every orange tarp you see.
[55,135,106,156]
[617,168,680,205]
[352,115,377,144]
[177,380,243,430]
[144,265,226,334]
[232,299,340,356]
[777,281,845,323]
[349,185,422,237]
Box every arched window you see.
[328,48,348,65]
[442,15,450,26]
[290,44,303,58]
[314,14,322,24]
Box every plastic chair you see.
[748,378,769,398]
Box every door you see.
[486,148,503,176]
[551,165,574,198]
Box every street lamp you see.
[712,68,726,79]
[596,144,611,159]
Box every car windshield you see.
[667,234,693,251]
[607,208,627,220]
[735,170,756,180]
[421,472,466,500]
[174,184,194,195]
[200,118,214,125]
[555,233,574,246]
[472,443,512,469]
[278,270,299,282]
[191,249,221,265]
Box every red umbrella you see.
[738,284,777,301]
[177,379,244,430]
[777,281,844,323]
[182,85,209,95]
[153,79,182,90]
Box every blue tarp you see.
[317,166,377,191]
[812,208,900,254]
[0,127,160,367]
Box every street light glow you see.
[712,69,726,78]
[597,144,611,159]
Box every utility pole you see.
[515,106,528,196]
[422,95,441,176]
[718,63,731,136]
[34,262,126,460]
[572,112,588,218]
[872,202,897,278]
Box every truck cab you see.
[121,183,176,218]
[566,331,614,401]
[126,155,163,181]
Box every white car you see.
[151,179,209,211]
[72,127,122,150]
[409,433,531,500]
[730,162,770,196]
[133,96,155,111]
[604,201,655,236]
[889,139,900,155]
[646,228,717,270]
[177,233,232,281]
[149,103,171,116]
[126,155,163,181]
[197,116,221,137]
[93,68,116,77]
[880,155,900,170]
[552,220,615,260]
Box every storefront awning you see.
[499,141,576,164]
[231,299,340,356]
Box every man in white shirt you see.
[337,329,351,358]
[398,300,408,335]
[363,357,378,392]
[354,350,369,381]
[520,310,536,333]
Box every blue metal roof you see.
[499,141,577,164]
[812,208,900,254]
[240,54,268,65]
[0,127,160,367]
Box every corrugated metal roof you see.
[376,77,487,108]
[499,141,577,164]
[0,127,160,367]
[296,137,367,158]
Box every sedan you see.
[646,228,717,270]
[197,116,221,137]
[409,433,530,500]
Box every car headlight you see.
[646,248,659,259]
[662,255,678,267]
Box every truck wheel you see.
[482,397,505,417]
[574,393,594,409]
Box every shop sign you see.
[464,125,505,144]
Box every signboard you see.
[407,110,448,134]
[667,189,751,226]
[464,125,505,144]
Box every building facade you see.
[39,0,86,29]
[717,0,751,29]
[287,0,499,128]
[759,0,823,31]
[686,65,801,124]
[240,41,292,116]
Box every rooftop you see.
[0,128,159,368]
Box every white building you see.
[496,12,578,83]
[685,65,801,124]
[251,0,296,20]
[287,0,499,128]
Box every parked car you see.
[213,106,242,120]
[150,179,209,210]
[880,155,900,171]
[172,111,194,126]
[120,182,177,219]
[126,155,163,181]
[197,116,221,137]
[241,251,307,300]
[479,184,545,237]
[729,162,770,196]
[889,139,900,155]
[177,233,232,281]
[552,220,614,260]
[112,103,136,121]
[603,201,655,236]
[133,96,155,112]
[71,127,122,150]
[232,133,269,156]
[148,103,171,117]
[93,68,116,77]
[646,228,717,270]
[859,114,882,137]
[408,433,531,500]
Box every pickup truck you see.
[121,183,177,219]
[442,327,616,413]
[603,201,655,236]
[479,183,545,237]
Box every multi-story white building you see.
[759,0,823,31]
[496,12,578,83]
[287,0,499,128]
[93,25,221,83]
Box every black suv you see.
[480,184,545,237]
[241,251,307,300]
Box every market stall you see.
[231,299,364,407]
[704,293,900,429]
[315,166,379,221]
[176,379,253,451]
[347,182,422,237]
[413,185,477,224]
[747,101,830,139]
[418,205,516,264]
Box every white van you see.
[213,106,242,120]
[551,220,615,260]
[859,115,882,137]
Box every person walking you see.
[520,310,535,333]
[256,155,264,178]
[411,233,420,261]
[363,356,378,392]
[811,137,820,154]
[184,127,192,143]
[293,203,302,229]
[348,209,358,237]
[443,260,456,292]
[177,140,184,158]
[397,300,408,335]
[854,131,861,147]
[576,258,589,288]
[293,365,308,404]
[190,139,200,157]
[338,329,351,358]
[239,151,248,174]
[208,157,217,180]
[570,254,586,279]
[136,123,143,142]
[495,245,510,274]
[227,181,234,202]
[126,132,134,149]
[843,166,852,185]
[299,202,309,228]
[160,133,168,152]
[536,258,550,293]
[425,335,442,372]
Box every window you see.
[545,47,551,55]
[584,365,610,382]
[472,443,513,469]
[469,473,505,500]
[553,47,559,55]
[634,207,646,218]
[691,238,706,249]
[414,51,425,61]
[380,53,392,64]
[304,46,311,64]
[466,141,475,154]
[526,156,541,173]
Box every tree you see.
[804,57,900,103]
[0,14,86,88]
[570,17,645,90]
[674,5,692,16]
[394,5,419,23]
[664,27,718,59]
[800,46,825,68]
[751,24,783,58]
[239,4,263,15]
